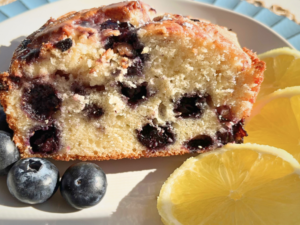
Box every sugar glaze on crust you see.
[0,1,265,161]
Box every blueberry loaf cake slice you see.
[0,1,265,161]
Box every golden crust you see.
[9,1,155,77]
[20,147,211,161]
[143,14,241,49]
[44,0,155,31]
[242,47,265,104]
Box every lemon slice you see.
[157,143,300,225]
[245,86,300,161]
[257,47,300,100]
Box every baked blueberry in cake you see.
[0,1,265,161]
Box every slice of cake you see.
[0,1,265,161]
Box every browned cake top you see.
[10,1,156,76]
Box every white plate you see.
[0,0,292,224]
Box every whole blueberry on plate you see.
[7,158,59,204]
[60,162,107,209]
[0,131,20,175]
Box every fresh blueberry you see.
[7,158,59,204]
[0,132,19,175]
[60,162,107,209]
[0,109,13,135]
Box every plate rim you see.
[0,0,293,49]
[184,0,293,49]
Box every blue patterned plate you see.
[0,0,300,50]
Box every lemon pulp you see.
[158,144,300,225]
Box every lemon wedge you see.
[245,86,300,162]
[257,47,300,100]
[157,143,300,225]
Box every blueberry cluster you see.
[6,159,107,209]
[0,108,107,209]
[100,20,152,107]
[137,92,247,152]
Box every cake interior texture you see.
[0,1,265,160]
